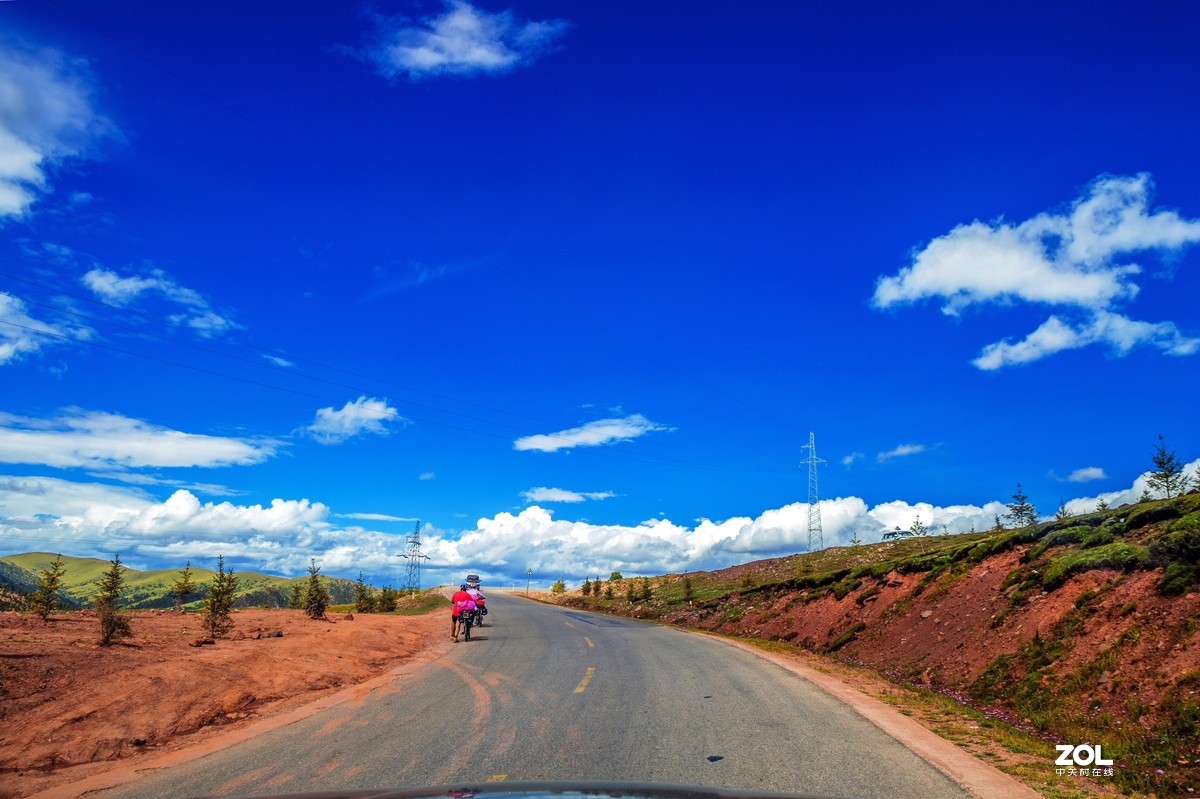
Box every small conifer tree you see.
[1096,497,1109,512]
[377,585,398,612]
[303,558,331,620]
[1139,487,1153,503]
[95,554,132,645]
[202,556,238,638]
[354,572,376,613]
[30,554,67,622]
[682,575,694,601]
[1005,482,1038,528]
[1055,501,1071,523]
[640,577,652,601]
[551,579,566,594]
[1148,434,1187,500]
[287,581,303,609]
[992,514,1005,532]
[581,578,592,596]
[172,561,196,612]
[624,581,637,602]
[603,582,614,600]
[909,515,928,536]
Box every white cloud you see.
[263,354,293,368]
[1066,466,1107,483]
[359,1,568,80]
[873,174,1200,369]
[419,472,436,481]
[973,310,1200,370]
[0,409,276,470]
[306,396,406,445]
[877,443,927,462]
[335,512,419,522]
[0,43,112,218]
[841,452,865,467]
[82,267,239,338]
[514,414,669,452]
[0,291,91,365]
[122,489,329,537]
[521,487,616,504]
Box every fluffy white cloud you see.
[82,267,239,339]
[841,452,865,467]
[0,409,276,469]
[873,174,1200,369]
[122,490,328,536]
[877,443,927,462]
[359,1,568,80]
[306,396,406,444]
[1066,466,1107,483]
[521,487,616,503]
[514,414,669,452]
[0,291,91,365]
[0,43,111,217]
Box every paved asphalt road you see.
[93,593,969,799]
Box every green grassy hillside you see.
[0,553,361,609]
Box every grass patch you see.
[1041,542,1150,590]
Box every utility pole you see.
[401,521,429,595]
[801,432,826,552]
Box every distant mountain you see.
[0,553,358,609]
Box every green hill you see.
[0,553,360,610]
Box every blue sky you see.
[2,1,1198,589]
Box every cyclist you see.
[467,584,486,625]
[450,584,476,643]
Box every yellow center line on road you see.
[487,775,508,782]
[574,666,595,694]
[584,636,594,648]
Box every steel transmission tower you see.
[801,432,826,552]
[401,521,429,594]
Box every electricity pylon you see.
[401,521,429,594]
[801,432,826,552]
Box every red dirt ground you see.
[0,608,444,799]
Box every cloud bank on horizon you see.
[873,174,1200,369]
[3,459,1195,589]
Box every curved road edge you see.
[651,624,1039,799]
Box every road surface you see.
[91,592,969,799]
